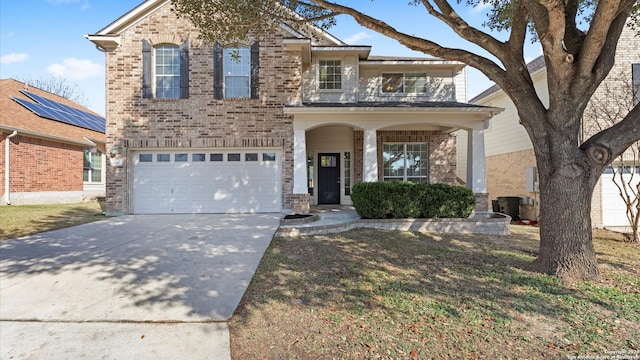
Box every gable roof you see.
[0,79,105,146]
[469,55,546,103]
[85,0,344,50]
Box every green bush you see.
[351,182,475,219]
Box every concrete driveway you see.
[0,214,280,359]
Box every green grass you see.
[0,201,106,241]
[230,226,640,359]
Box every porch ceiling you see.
[285,101,503,132]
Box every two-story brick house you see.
[86,0,500,215]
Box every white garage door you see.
[132,150,282,214]
[601,166,640,228]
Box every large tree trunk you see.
[532,172,600,282]
[529,119,601,282]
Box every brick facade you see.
[353,130,457,185]
[103,4,302,214]
[0,133,83,195]
[486,149,537,220]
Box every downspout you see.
[5,131,18,205]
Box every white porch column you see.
[293,129,308,194]
[466,129,487,193]
[363,129,378,182]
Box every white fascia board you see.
[311,46,372,59]
[93,0,169,36]
[84,35,120,51]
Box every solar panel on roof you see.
[13,90,105,133]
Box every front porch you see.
[284,102,502,214]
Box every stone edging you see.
[275,213,511,237]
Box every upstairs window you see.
[223,47,251,98]
[382,73,428,94]
[214,42,260,99]
[319,60,341,90]
[155,44,181,98]
[141,40,189,99]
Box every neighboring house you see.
[457,25,640,230]
[0,79,106,205]
[85,0,500,215]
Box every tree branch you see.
[308,0,509,85]
[419,0,507,61]
[581,103,640,166]
[563,0,586,56]
[578,0,624,78]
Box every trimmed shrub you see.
[351,182,475,219]
[350,182,392,219]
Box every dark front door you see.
[318,153,340,204]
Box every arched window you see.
[213,42,259,99]
[141,40,188,99]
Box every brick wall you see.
[486,149,537,220]
[104,3,302,213]
[353,130,457,184]
[0,133,83,194]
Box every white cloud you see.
[344,31,374,45]
[470,1,492,14]
[1,53,29,64]
[46,58,102,80]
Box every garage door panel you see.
[601,168,640,227]
[133,150,281,214]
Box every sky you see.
[0,0,543,116]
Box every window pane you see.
[383,144,405,178]
[224,47,250,98]
[192,153,206,162]
[157,154,170,162]
[382,74,403,93]
[263,153,276,161]
[83,169,89,182]
[224,76,250,98]
[210,153,223,162]
[320,155,337,167]
[175,154,188,162]
[228,153,241,162]
[344,152,351,196]
[140,154,153,162]
[405,73,427,93]
[91,169,102,182]
[155,45,180,99]
[319,60,341,90]
[245,153,258,161]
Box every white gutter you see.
[5,131,18,205]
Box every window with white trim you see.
[382,73,428,94]
[319,60,341,90]
[383,143,429,182]
[223,47,251,98]
[83,148,102,183]
[155,44,181,98]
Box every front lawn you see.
[230,226,639,359]
[0,201,106,241]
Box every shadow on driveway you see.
[0,214,280,322]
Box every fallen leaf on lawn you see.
[141,335,145,340]
[410,349,418,358]
[595,327,603,334]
